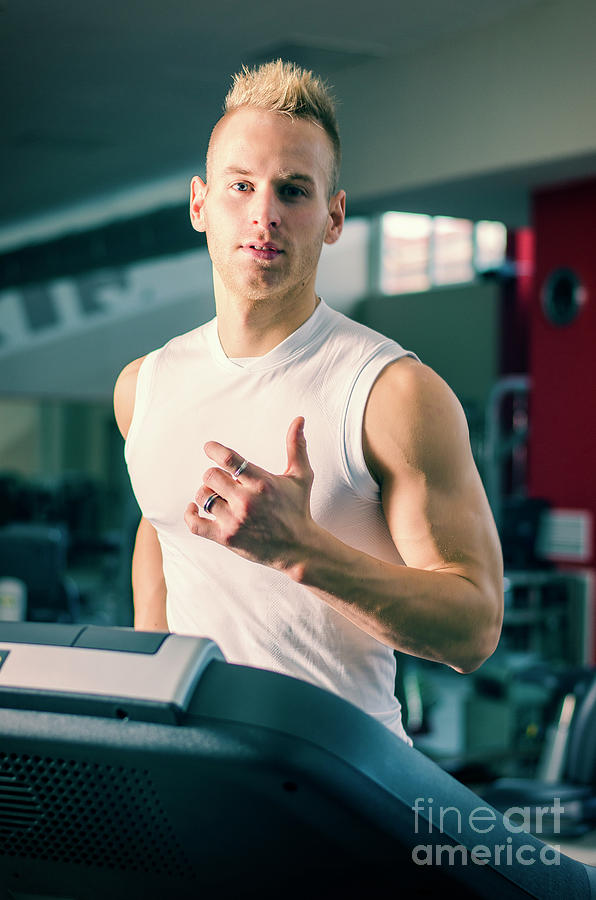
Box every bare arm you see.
[184,359,503,673]
[295,359,504,672]
[131,517,168,631]
[114,355,168,632]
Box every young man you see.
[114,60,503,743]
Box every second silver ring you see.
[233,459,248,479]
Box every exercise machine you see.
[1,623,595,899]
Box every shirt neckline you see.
[206,299,331,373]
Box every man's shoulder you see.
[320,303,414,363]
[114,355,148,439]
[323,303,389,342]
[118,354,147,381]
[113,322,212,439]
[364,357,468,477]
[371,356,458,412]
[117,321,211,385]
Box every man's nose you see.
[251,189,281,229]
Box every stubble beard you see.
[218,245,324,309]
[207,214,328,309]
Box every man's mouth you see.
[242,243,283,261]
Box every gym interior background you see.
[1,0,595,865]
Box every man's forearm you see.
[132,517,168,631]
[287,524,503,673]
[133,585,168,631]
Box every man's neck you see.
[214,284,320,359]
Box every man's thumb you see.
[285,416,311,477]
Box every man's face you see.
[190,108,344,305]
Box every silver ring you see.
[203,492,219,514]
[233,458,248,479]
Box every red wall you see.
[527,177,596,570]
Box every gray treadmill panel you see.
[0,624,225,723]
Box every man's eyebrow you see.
[221,166,315,185]
[222,166,252,176]
[278,172,315,185]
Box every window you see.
[380,212,432,295]
[380,212,506,295]
[433,216,474,286]
[474,220,508,273]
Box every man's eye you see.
[232,182,250,192]
[282,185,306,197]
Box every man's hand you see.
[184,416,315,573]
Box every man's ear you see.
[189,175,208,233]
[324,189,346,245]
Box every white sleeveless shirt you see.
[125,300,417,742]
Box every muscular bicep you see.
[364,359,503,596]
[382,426,498,583]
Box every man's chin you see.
[243,271,287,297]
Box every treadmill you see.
[0,622,595,899]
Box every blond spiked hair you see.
[208,59,341,195]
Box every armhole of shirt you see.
[123,349,160,465]
[341,343,419,500]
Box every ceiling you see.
[1,0,547,250]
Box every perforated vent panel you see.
[0,751,194,877]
